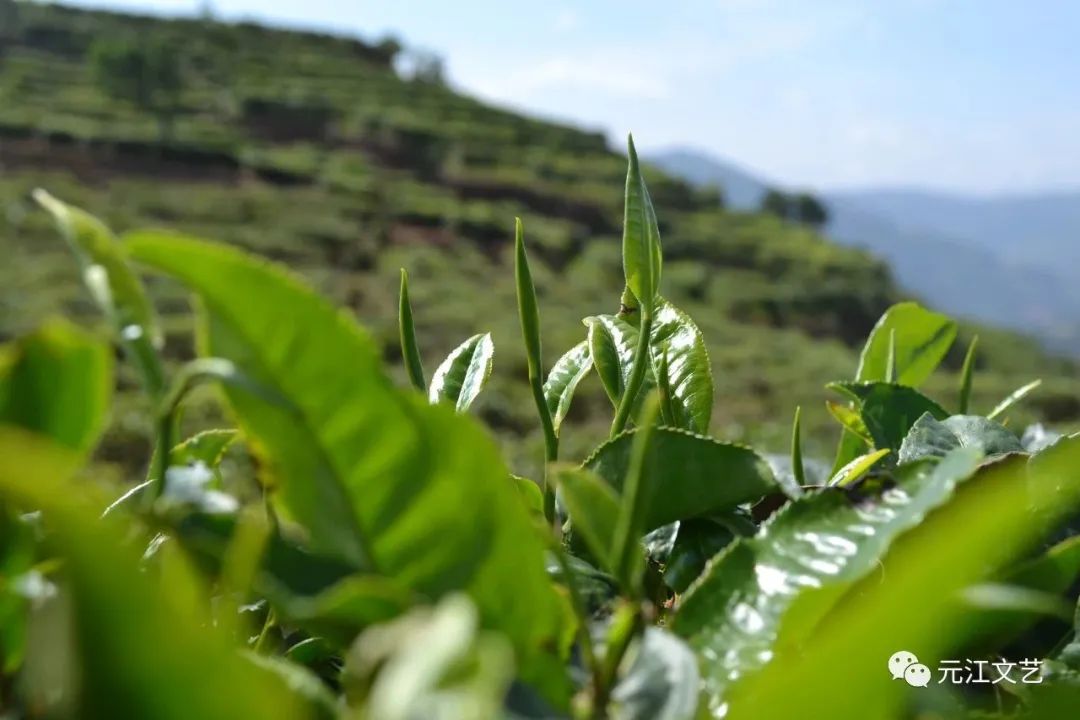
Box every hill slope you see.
[1,3,1076,473]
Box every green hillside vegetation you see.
[1,2,1076,479]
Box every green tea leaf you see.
[960,534,1080,653]
[0,429,315,720]
[543,341,592,436]
[514,219,559,505]
[274,576,416,648]
[343,595,514,720]
[856,302,956,387]
[36,192,164,396]
[824,401,871,444]
[611,395,661,592]
[428,333,495,413]
[0,320,112,454]
[829,448,891,486]
[584,428,776,533]
[554,467,620,576]
[654,345,677,426]
[988,378,1042,420]
[398,269,426,392]
[1009,535,1080,598]
[960,583,1073,621]
[610,627,700,720]
[831,301,954,475]
[648,299,712,434]
[586,314,642,409]
[664,519,736,594]
[514,218,544,383]
[832,382,949,452]
[719,437,1080,720]
[674,449,982,713]
[244,653,340,720]
[126,232,569,700]
[621,135,662,315]
[170,429,238,469]
[790,407,806,487]
[0,502,37,674]
[156,507,406,646]
[511,475,544,517]
[898,413,1023,463]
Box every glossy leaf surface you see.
[585,428,776,532]
[543,341,592,436]
[428,333,495,412]
[674,449,982,713]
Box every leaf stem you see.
[610,310,653,437]
[610,394,660,594]
[592,601,644,718]
[149,412,173,502]
[958,335,978,414]
[254,608,277,655]
[530,375,560,525]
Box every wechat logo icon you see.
[889,650,931,688]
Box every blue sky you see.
[62,0,1080,194]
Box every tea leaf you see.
[988,378,1042,420]
[0,429,315,720]
[856,301,956,387]
[898,413,1023,463]
[586,314,650,411]
[0,321,112,454]
[824,401,872,444]
[398,269,426,392]
[127,232,569,700]
[790,407,806,487]
[832,382,949,452]
[543,341,592,436]
[554,467,620,576]
[675,449,982,713]
[829,448,890,486]
[648,299,712,433]
[664,519,736,594]
[170,429,238,469]
[611,394,661,592]
[958,334,979,413]
[621,135,662,316]
[429,333,495,413]
[36,192,164,397]
[719,438,1080,720]
[610,627,700,720]
[585,427,777,533]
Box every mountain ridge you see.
[648,148,1080,353]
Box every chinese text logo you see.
[888,650,1042,688]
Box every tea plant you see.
[2,136,1080,719]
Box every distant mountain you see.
[645,148,769,209]
[649,149,1080,353]
[826,189,1080,275]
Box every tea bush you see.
[2,137,1080,719]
